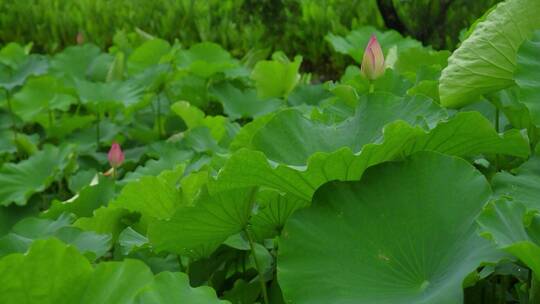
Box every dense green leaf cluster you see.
[1,0,540,302]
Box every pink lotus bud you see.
[361,35,385,80]
[76,32,84,45]
[108,142,124,168]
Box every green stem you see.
[177,255,185,273]
[530,274,540,303]
[57,179,64,198]
[369,81,375,93]
[498,276,508,304]
[245,228,269,304]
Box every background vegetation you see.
[0,0,500,76]
[3,0,540,303]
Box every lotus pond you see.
[0,0,540,303]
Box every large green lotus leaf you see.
[175,171,209,207]
[0,214,71,255]
[373,69,414,96]
[134,271,228,304]
[308,97,357,125]
[278,152,499,304]
[229,113,274,151]
[340,67,416,98]
[176,42,238,78]
[128,64,169,92]
[11,75,76,122]
[250,191,309,241]
[170,100,205,128]
[492,157,540,210]
[50,44,101,80]
[210,82,283,120]
[183,126,225,153]
[118,226,149,255]
[121,149,193,185]
[53,227,112,260]
[148,187,257,259]
[0,145,74,206]
[222,280,261,304]
[79,259,154,304]
[0,238,93,304]
[477,199,540,279]
[439,0,540,108]
[128,38,171,75]
[251,93,446,165]
[68,169,98,193]
[488,86,531,129]
[0,239,222,303]
[394,47,450,80]
[0,55,48,90]
[287,84,333,107]
[0,214,111,259]
[12,133,40,156]
[44,114,95,139]
[75,79,144,111]
[251,53,302,99]
[515,30,540,126]
[167,74,209,108]
[43,176,116,219]
[0,43,27,68]
[0,130,16,156]
[87,53,115,82]
[407,80,440,102]
[213,112,528,200]
[170,101,227,141]
[67,119,122,153]
[0,204,38,235]
[113,173,182,220]
[326,26,421,63]
[74,206,135,240]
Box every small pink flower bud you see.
[108,142,124,169]
[76,32,84,45]
[361,35,385,80]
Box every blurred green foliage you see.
[0,0,500,76]
[378,0,502,49]
[0,0,382,59]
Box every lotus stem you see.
[530,274,540,303]
[369,81,375,93]
[245,227,269,304]
[177,255,185,273]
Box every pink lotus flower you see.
[108,142,124,169]
[361,35,385,80]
